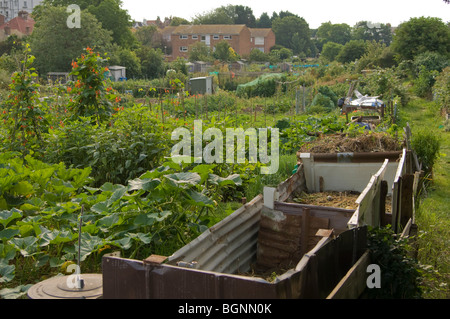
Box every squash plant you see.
[0,152,242,294]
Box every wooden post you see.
[379,180,388,227]
[301,208,311,256]
[400,174,415,230]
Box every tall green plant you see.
[3,44,47,155]
[68,47,118,124]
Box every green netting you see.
[236,73,286,97]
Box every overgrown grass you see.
[400,97,450,299]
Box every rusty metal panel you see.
[102,257,147,299]
[102,226,367,299]
[144,264,278,299]
[167,194,263,274]
[274,201,354,233]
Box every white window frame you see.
[223,35,232,40]
[180,35,188,40]
[179,46,188,52]
[255,36,265,45]
[192,35,198,40]
[213,34,219,40]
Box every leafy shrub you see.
[309,86,338,113]
[0,152,243,291]
[43,105,168,186]
[411,128,441,175]
[432,66,450,112]
[413,51,449,75]
[413,65,439,99]
[366,226,422,299]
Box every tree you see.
[42,0,102,9]
[87,0,136,48]
[28,6,112,75]
[188,42,212,62]
[272,15,312,56]
[41,0,135,48]
[233,5,256,27]
[192,4,256,26]
[391,17,450,61]
[356,41,396,72]
[192,7,233,25]
[256,12,272,28]
[170,17,190,26]
[336,40,367,63]
[352,21,393,45]
[135,25,158,47]
[317,22,352,47]
[249,49,268,62]
[116,48,141,79]
[136,47,165,79]
[213,40,238,62]
[321,42,344,62]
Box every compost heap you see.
[297,132,403,155]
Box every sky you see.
[121,0,450,29]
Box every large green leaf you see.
[91,201,109,214]
[0,263,15,283]
[0,228,20,240]
[0,243,16,261]
[9,236,39,257]
[0,284,33,299]
[96,213,122,230]
[185,189,214,207]
[208,173,242,186]
[79,233,104,261]
[164,172,201,188]
[0,209,23,228]
[128,178,161,192]
[107,186,128,206]
[10,181,34,196]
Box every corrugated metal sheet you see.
[101,166,370,299]
[166,166,307,274]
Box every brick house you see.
[167,24,275,61]
[250,28,276,53]
[0,10,34,41]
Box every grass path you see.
[400,98,449,299]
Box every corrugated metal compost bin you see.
[102,167,369,299]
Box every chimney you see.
[18,11,29,20]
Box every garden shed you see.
[108,66,127,82]
[189,76,214,95]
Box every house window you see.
[192,35,198,39]
[180,35,188,39]
[179,46,188,52]
[223,35,231,40]
[255,37,265,45]
[213,35,219,40]
[201,35,206,42]
[23,1,27,8]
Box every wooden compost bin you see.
[102,166,369,299]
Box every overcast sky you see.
[121,0,449,28]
